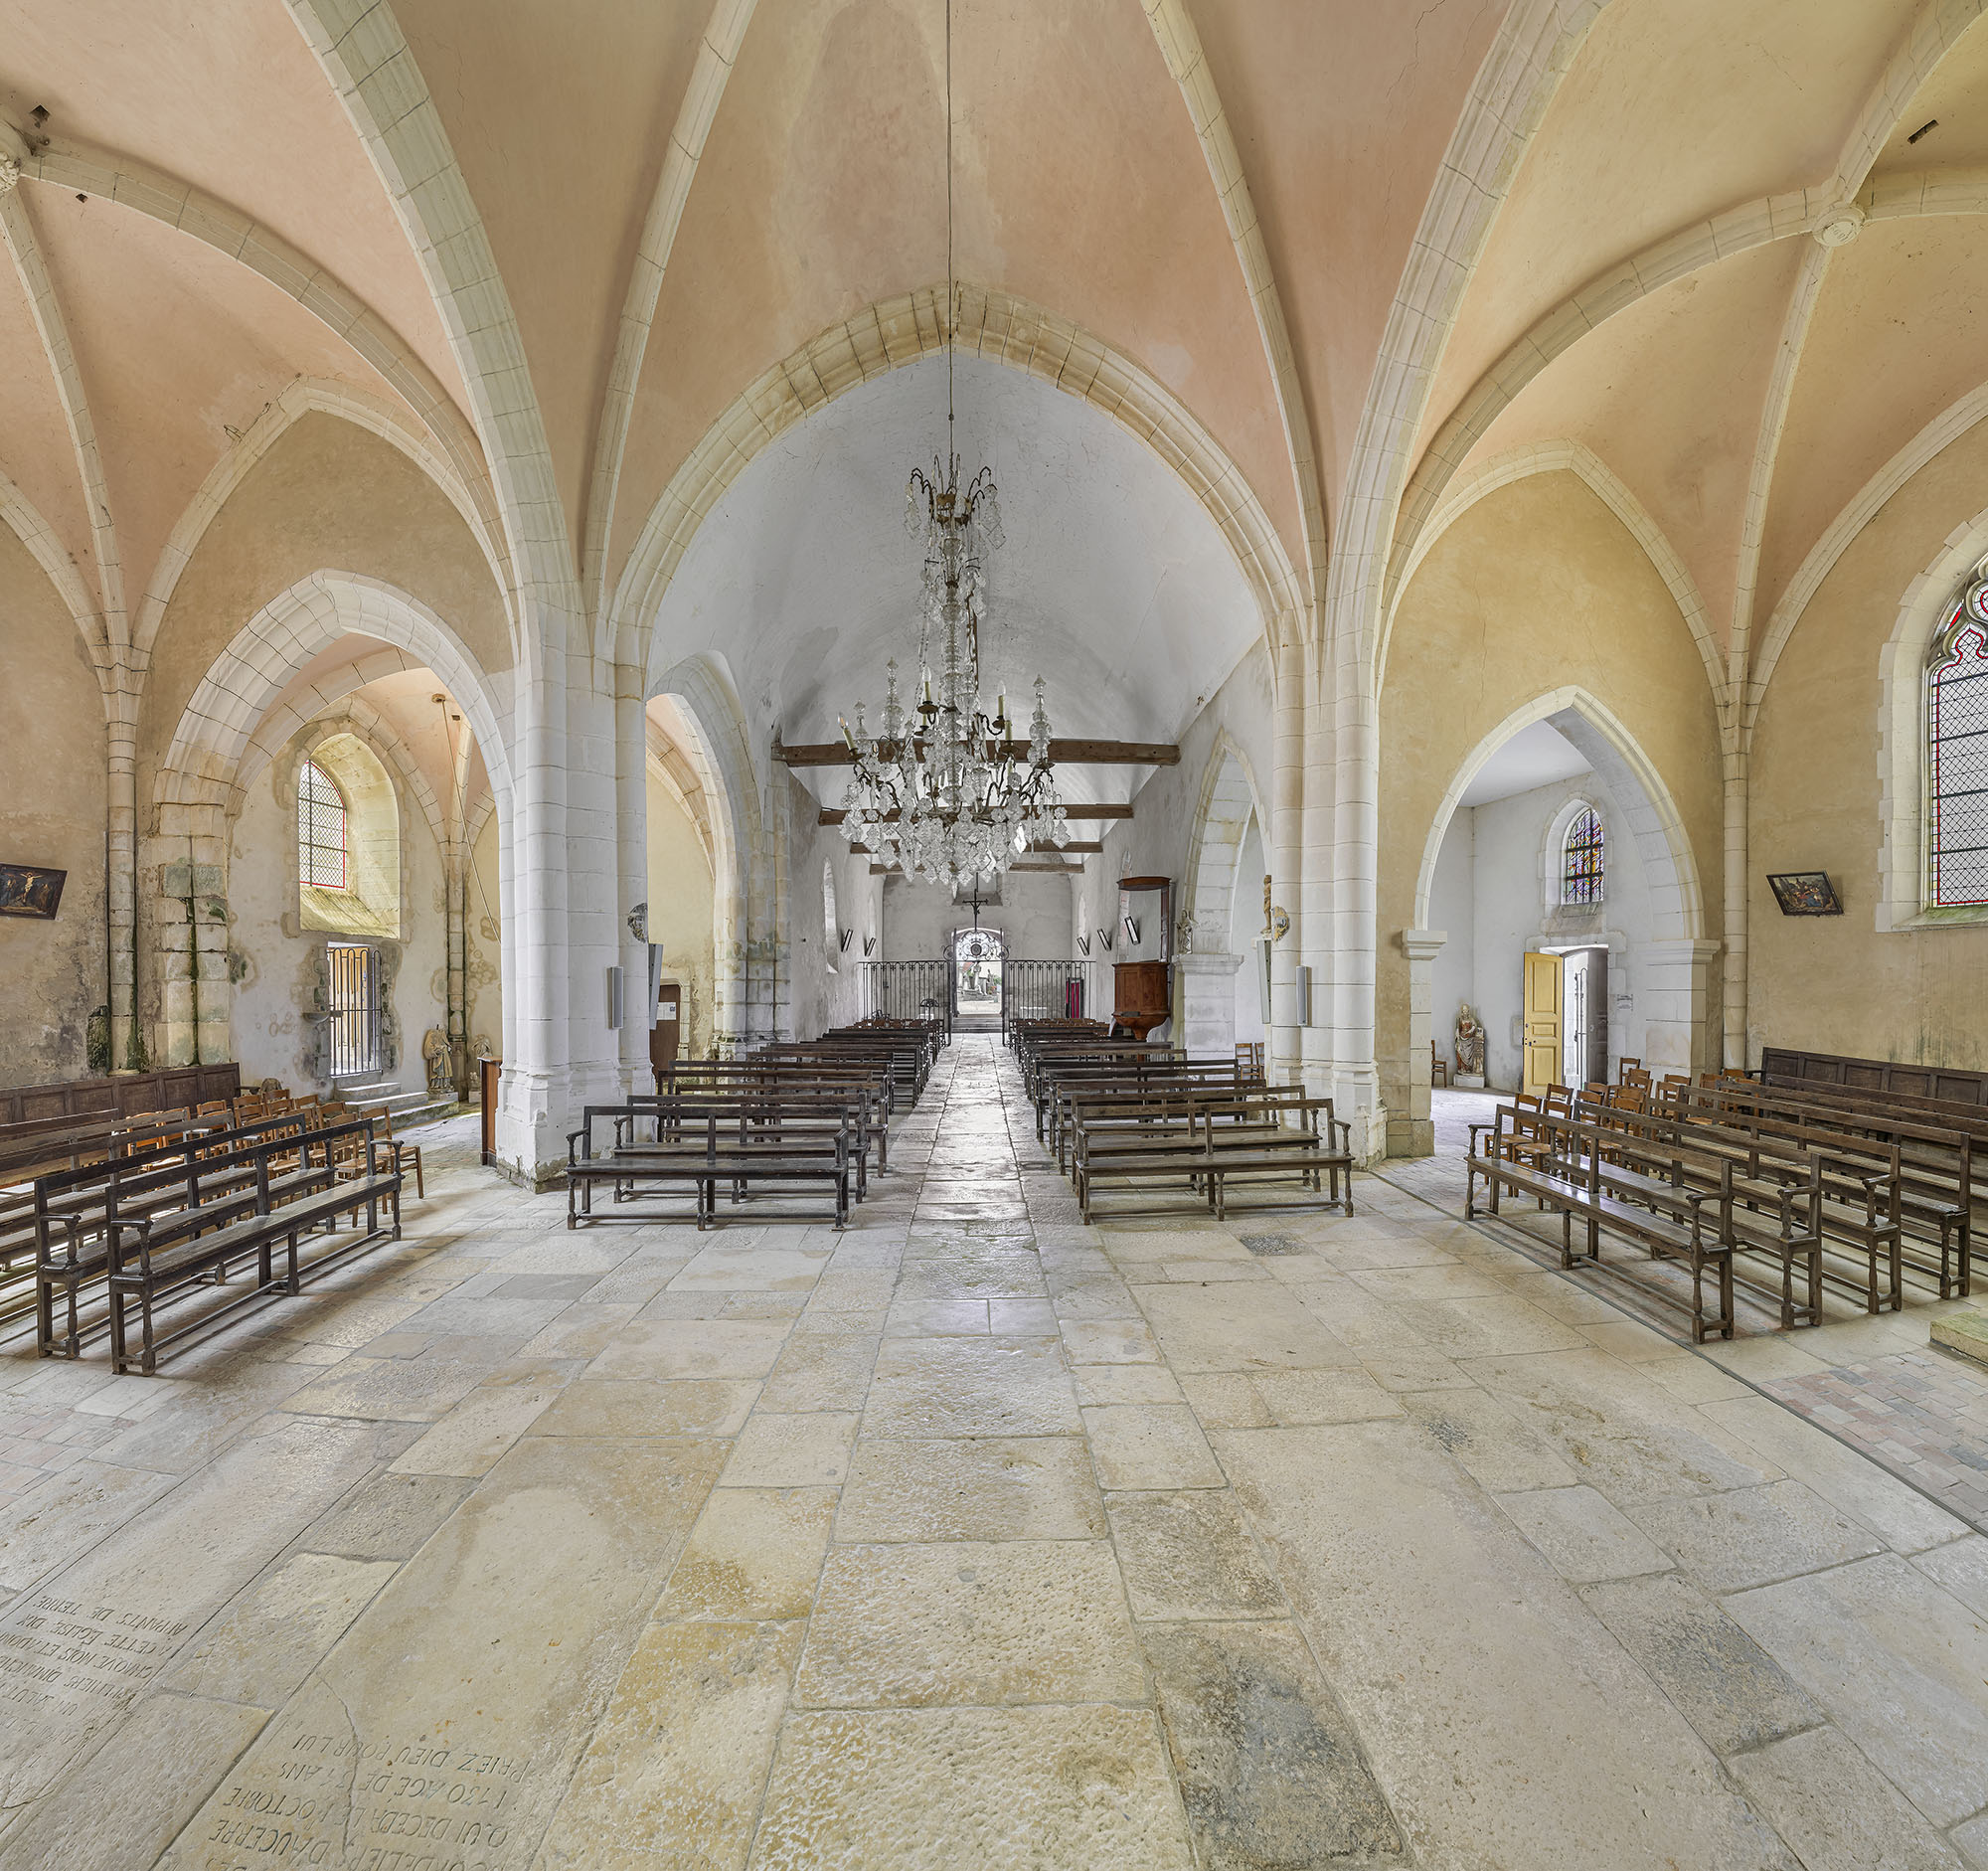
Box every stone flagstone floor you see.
[0,1042,1986,1866]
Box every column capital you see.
[1399,927,1447,963]
[1175,948,1245,978]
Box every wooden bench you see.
[1467,1106,1736,1343]
[1689,1078,1979,1293]
[635,1088,877,1198]
[32,1116,400,1372]
[1590,1099,1906,1315]
[568,1101,853,1231]
[110,1119,402,1375]
[1071,1090,1349,1224]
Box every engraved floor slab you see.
[7,1044,1985,1871]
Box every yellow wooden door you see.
[1522,951,1563,1096]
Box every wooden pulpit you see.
[1111,960,1171,1041]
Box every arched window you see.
[1928,604,1988,907]
[1561,807,1604,906]
[822,860,840,970]
[299,760,349,890]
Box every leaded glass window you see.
[1562,807,1604,906]
[300,760,349,890]
[1928,609,1988,907]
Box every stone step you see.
[1932,1310,1988,1372]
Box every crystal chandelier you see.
[832,0,1068,890]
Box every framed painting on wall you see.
[0,865,66,920]
[1766,871,1843,917]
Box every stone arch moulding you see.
[149,570,517,1069]
[1751,376,1988,726]
[1396,687,1719,1136]
[1380,442,1727,726]
[647,652,764,1049]
[160,571,515,817]
[1182,731,1266,954]
[134,380,516,667]
[1177,731,1265,1058]
[1412,687,1704,943]
[0,463,109,673]
[1876,514,1988,933]
[608,284,1304,671]
[239,646,456,822]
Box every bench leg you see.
[288,1228,301,1293]
[108,1280,128,1374]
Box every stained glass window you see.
[300,760,349,890]
[1928,610,1988,907]
[1562,807,1604,906]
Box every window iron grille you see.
[327,941,382,1078]
[300,760,349,890]
[1929,611,1988,907]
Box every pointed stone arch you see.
[134,381,513,666]
[1412,687,1703,941]
[609,285,1303,670]
[647,654,768,1051]
[150,570,514,1067]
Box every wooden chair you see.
[360,1105,424,1199]
[1430,1041,1449,1090]
[1616,1056,1641,1084]
[1235,1041,1265,1087]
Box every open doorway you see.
[953,926,1005,1022]
[1560,945,1608,1089]
[1521,945,1609,1096]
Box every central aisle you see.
[2,1038,1984,1868]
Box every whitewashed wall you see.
[882,868,1074,964]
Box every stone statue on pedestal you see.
[1454,1003,1486,1083]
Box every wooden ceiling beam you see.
[781,740,1177,768]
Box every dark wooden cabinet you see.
[649,984,681,1077]
[1112,960,1171,1041]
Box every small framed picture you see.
[0,864,66,920]
[1766,871,1842,917]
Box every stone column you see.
[1641,937,1723,1078]
[613,667,651,1095]
[1269,634,1306,1090]
[1393,929,1447,1157]
[1329,617,1385,1163]
[495,635,569,1184]
[1722,739,1748,1069]
[1176,950,1244,1057]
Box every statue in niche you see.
[1454,1003,1486,1081]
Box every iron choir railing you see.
[859,959,953,1035]
[1001,959,1106,1037]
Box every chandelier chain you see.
[829,0,1070,891]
